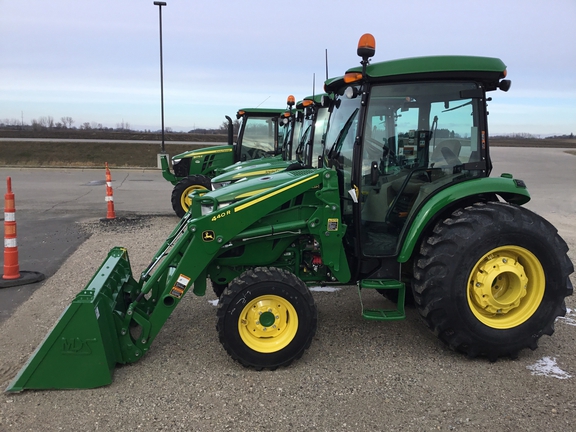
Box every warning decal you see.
[170,274,191,299]
[327,218,339,231]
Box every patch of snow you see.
[309,286,341,292]
[527,357,572,379]
[555,307,576,326]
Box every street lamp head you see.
[153,1,167,6]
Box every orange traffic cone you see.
[3,177,19,280]
[1,177,44,288]
[105,162,116,220]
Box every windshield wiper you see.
[327,108,359,161]
[442,100,472,113]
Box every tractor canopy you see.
[162,108,287,185]
[325,55,508,93]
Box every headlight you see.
[172,158,181,164]
[212,181,231,190]
[201,204,213,216]
[201,201,230,216]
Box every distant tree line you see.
[0,116,228,135]
[1,116,136,132]
[492,132,574,139]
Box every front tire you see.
[413,202,573,360]
[171,175,211,218]
[216,267,317,369]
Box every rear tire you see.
[171,175,211,218]
[412,202,573,360]
[216,267,317,369]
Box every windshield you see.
[279,114,301,161]
[323,93,362,172]
[362,82,481,175]
[310,106,330,168]
[239,116,284,160]
[297,117,313,164]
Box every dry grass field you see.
[0,132,574,168]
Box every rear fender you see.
[398,176,531,262]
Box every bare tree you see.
[1,118,22,127]
[116,120,130,131]
[31,119,42,131]
[37,117,49,128]
[61,117,74,128]
[219,119,240,134]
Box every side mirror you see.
[370,161,379,185]
[498,79,512,92]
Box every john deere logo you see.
[202,230,215,242]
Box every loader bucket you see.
[6,247,139,392]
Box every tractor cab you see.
[164,106,286,217]
[278,95,301,163]
[234,107,286,162]
[323,35,512,270]
[210,93,332,190]
[210,96,314,189]
[296,93,332,168]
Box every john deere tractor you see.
[211,93,331,190]
[162,105,289,217]
[8,34,572,392]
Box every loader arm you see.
[128,169,347,359]
[7,169,348,391]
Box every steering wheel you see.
[251,148,268,159]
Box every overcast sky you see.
[1,0,575,136]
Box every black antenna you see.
[256,96,271,108]
[313,73,315,99]
[325,49,329,80]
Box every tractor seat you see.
[430,139,461,166]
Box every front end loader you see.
[8,34,573,392]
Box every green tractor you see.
[162,105,288,217]
[8,34,573,392]
[211,93,331,189]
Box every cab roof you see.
[325,55,507,92]
[236,108,286,116]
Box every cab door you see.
[358,82,485,257]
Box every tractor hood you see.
[219,154,284,174]
[172,145,234,162]
[193,168,319,213]
[211,158,295,188]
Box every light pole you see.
[154,1,167,154]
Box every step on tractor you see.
[7,34,573,392]
[211,93,332,190]
[162,102,292,217]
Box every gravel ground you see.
[1,213,575,432]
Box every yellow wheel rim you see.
[180,184,207,213]
[238,295,298,353]
[467,246,545,329]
